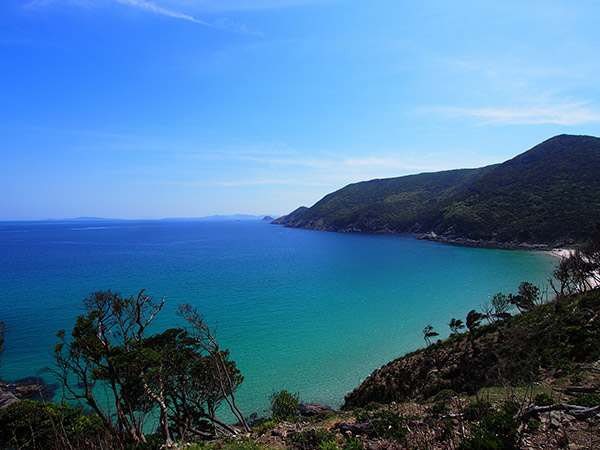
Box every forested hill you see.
[276,134,600,247]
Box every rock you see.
[0,389,19,409]
[336,421,374,435]
[299,403,335,416]
[564,385,598,394]
[14,384,43,398]
[542,411,575,428]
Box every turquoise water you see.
[0,219,556,417]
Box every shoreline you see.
[277,223,577,253]
[546,248,575,259]
[415,233,555,251]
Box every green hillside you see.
[278,135,600,246]
[344,287,600,408]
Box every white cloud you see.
[114,0,211,25]
[115,0,263,35]
[24,0,263,35]
[427,102,600,126]
[153,0,331,13]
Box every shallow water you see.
[0,219,556,417]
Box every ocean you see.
[0,219,557,418]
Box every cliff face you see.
[276,135,600,246]
[343,289,600,408]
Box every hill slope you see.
[277,135,600,246]
[343,288,600,408]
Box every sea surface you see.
[0,219,557,418]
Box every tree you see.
[479,302,495,324]
[491,293,512,320]
[52,290,247,446]
[466,310,483,333]
[177,303,250,433]
[131,327,245,442]
[581,224,600,278]
[448,318,465,336]
[0,400,106,449]
[550,225,600,297]
[509,282,540,312]
[270,390,299,421]
[52,290,163,442]
[422,325,439,346]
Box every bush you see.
[353,410,407,442]
[270,390,299,421]
[533,392,556,406]
[432,389,456,403]
[0,399,106,449]
[462,401,492,421]
[459,401,519,450]
[341,436,363,450]
[289,428,337,450]
[194,438,267,450]
[317,440,339,450]
[574,393,600,407]
[253,418,278,435]
[427,401,449,419]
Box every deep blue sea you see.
[0,219,557,418]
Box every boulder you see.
[0,389,19,409]
[299,403,334,416]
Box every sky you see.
[1,0,600,220]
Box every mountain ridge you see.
[275,134,600,247]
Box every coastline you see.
[415,232,555,251]
[546,248,575,259]
[276,222,576,253]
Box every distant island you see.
[274,134,600,248]
[17,214,276,223]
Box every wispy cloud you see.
[142,178,328,188]
[239,153,475,174]
[115,0,263,35]
[115,0,211,25]
[426,101,600,126]
[156,0,329,13]
[24,0,263,36]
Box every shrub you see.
[574,393,600,407]
[289,428,337,450]
[341,436,364,450]
[533,392,556,406]
[461,401,492,421]
[427,401,449,419]
[317,440,339,450]
[270,390,300,421]
[253,418,278,435]
[459,401,519,450]
[353,410,407,442]
[432,389,456,403]
[191,438,268,450]
[0,399,106,449]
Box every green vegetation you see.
[289,428,338,450]
[344,285,600,408]
[3,225,600,449]
[270,390,300,421]
[278,135,600,246]
[422,324,439,346]
[458,401,520,450]
[0,400,106,449]
[50,290,248,447]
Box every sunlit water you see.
[0,219,557,418]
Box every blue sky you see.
[1,0,599,220]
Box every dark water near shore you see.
[0,219,556,416]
